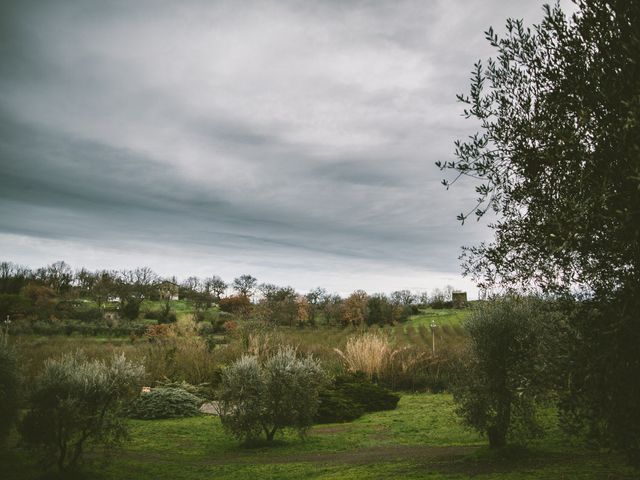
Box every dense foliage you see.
[217,347,326,443]
[1,259,452,331]
[442,0,640,460]
[127,387,204,420]
[315,372,400,424]
[441,1,640,294]
[20,352,144,471]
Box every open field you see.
[2,394,633,480]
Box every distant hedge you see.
[8,320,147,337]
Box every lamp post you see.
[430,319,437,355]
[2,315,10,345]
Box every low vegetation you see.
[0,332,21,443]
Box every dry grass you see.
[11,314,469,393]
[334,333,406,380]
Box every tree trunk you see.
[57,442,68,471]
[488,398,511,449]
[265,426,277,442]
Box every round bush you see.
[315,389,364,423]
[334,372,400,412]
[127,387,204,420]
[315,372,400,424]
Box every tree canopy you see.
[439,1,639,296]
[441,0,640,462]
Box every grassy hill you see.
[403,308,470,330]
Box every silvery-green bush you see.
[218,347,326,443]
[20,351,144,471]
[127,387,204,419]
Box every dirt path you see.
[115,444,478,467]
[237,444,478,466]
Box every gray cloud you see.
[0,0,558,295]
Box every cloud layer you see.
[0,0,553,295]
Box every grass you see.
[5,303,635,478]
[140,299,194,313]
[403,308,470,330]
[2,394,635,480]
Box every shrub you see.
[218,295,252,318]
[127,387,204,419]
[120,299,141,320]
[218,347,326,443]
[144,309,177,324]
[15,321,147,337]
[430,300,453,309]
[0,293,30,320]
[156,378,211,397]
[0,335,21,442]
[315,372,399,423]
[20,352,144,471]
[337,372,400,412]
[144,310,161,320]
[197,316,227,335]
[315,389,364,423]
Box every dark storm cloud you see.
[0,0,561,292]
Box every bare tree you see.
[232,274,258,298]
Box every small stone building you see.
[452,291,468,309]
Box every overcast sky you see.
[0,1,560,297]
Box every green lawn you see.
[2,394,634,480]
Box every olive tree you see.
[20,352,144,471]
[451,297,559,448]
[440,1,640,460]
[217,347,326,443]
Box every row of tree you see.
[1,261,458,325]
